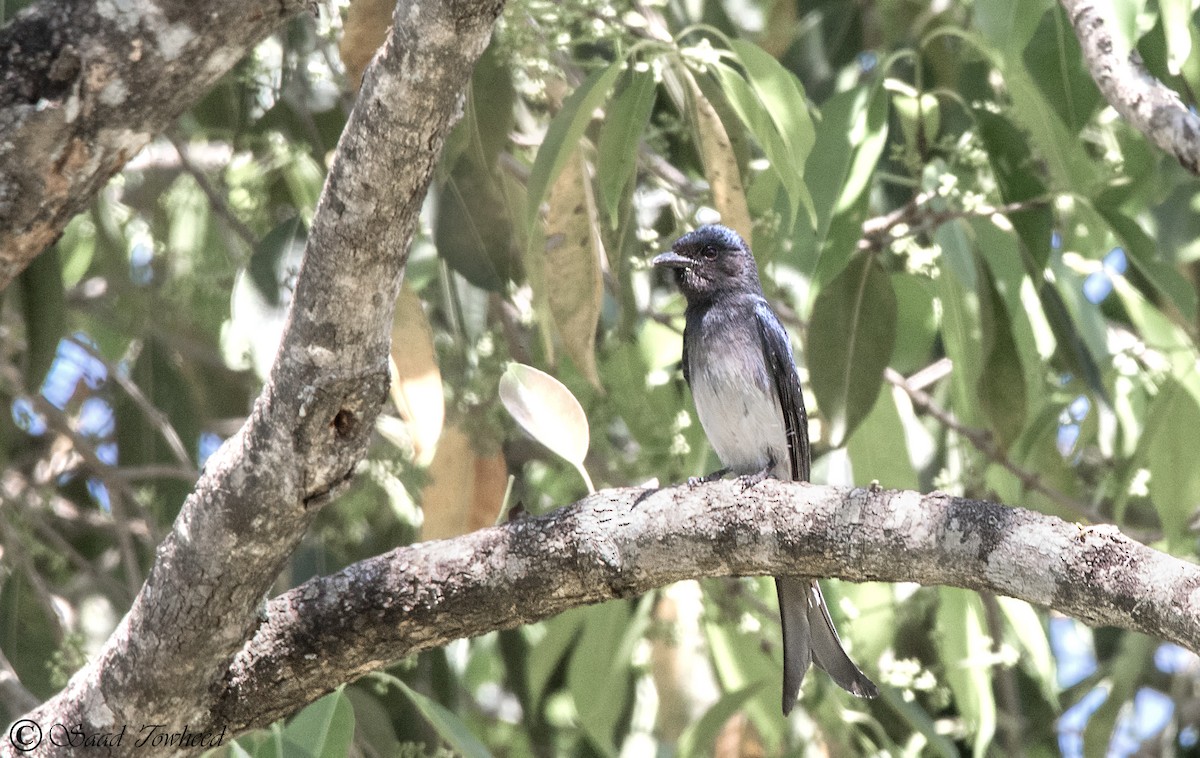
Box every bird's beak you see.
[651,251,692,269]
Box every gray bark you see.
[0,0,309,288]
[1061,0,1200,174]
[2,0,505,752]
[211,480,1200,735]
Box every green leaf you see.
[808,253,898,447]
[526,62,624,231]
[1094,204,1197,324]
[703,593,787,748]
[499,363,593,491]
[974,0,1051,55]
[526,608,587,708]
[206,727,283,758]
[394,679,491,758]
[935,239,984,428]
[567,600,647,756]
[976,261,1027,452]
[280,689,355,758]
[935,588,996,758]
[18,245,66,391]
[250,217,306,307]
[1160,0,1194,74]
[1022,6,1101,133]
[1146,378,1200,546]
[936,218,976,289]
[708,60,808,232]
[435,161,521,292]
[846,384,918,490]
[676,680,766,758]
[727,40,816,220]
[597,69,657,227]
[807,85,889,282]
[973,109,1054,268]
[890,273,938,375]
[877,687,960,758]
[58,213,96,287]
[1042,259,1110,404]
[996,597,1058,708]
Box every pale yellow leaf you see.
[421,425,506,540]
[420,425,473,541]
[389,286,444,466]
[468,451,508,533]
[543,149,605,389]
[499,363,593,491]
[339,0,392,92]
[685,71,753,242]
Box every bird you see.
[652,224,879,714]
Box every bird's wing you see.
[754,300,810,483]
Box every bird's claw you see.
[688,467,729,486]
[736,464,773,491]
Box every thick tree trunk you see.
[2,0,505,753]
[0,0,311,288]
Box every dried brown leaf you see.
[543,149,604,388]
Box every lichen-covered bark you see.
[6,0,506,753]
[213,479,1200,733]
[0,0,306,288]
[1061,0,1200,174]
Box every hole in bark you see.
[332,409,356,438]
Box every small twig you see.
[641,147,707,198]
[905,357,953,393]
[26,395,148,597]
[167,133,260,251]
[884,367,1104,526]
[113,464,200,483]
[859,196,1050,251]
[66,334,197,472]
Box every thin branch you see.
[1060,0,1200,174]
[65,335,197,473]
[167,133,260,252]
[859,194,1050,251]
[884,367,1106,526]
[112,465,201,483]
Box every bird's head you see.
[651,224,762,303]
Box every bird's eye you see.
[701,246,718,260]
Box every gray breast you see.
[687,310,792,480]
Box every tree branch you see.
[0,0,306,289]
[6,0,506,751]
[210,479,1200,734]
[1061,0,1200,174]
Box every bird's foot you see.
[736,464,773,491]
[687,467,729,486]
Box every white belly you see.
[689,350,792,481]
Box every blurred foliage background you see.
[3,0,1200,754]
